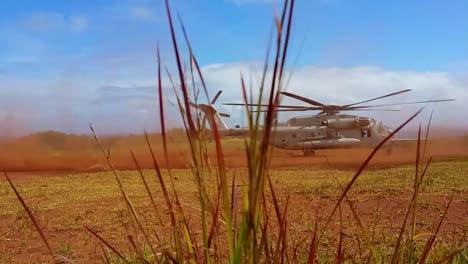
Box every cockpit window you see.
[361,129,372,138]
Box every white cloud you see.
[69,15,88,32]
[199,62,468,131]
[2,57,466,134]
[130,7,157,21]
[22,12,88,33]
[24,12,65,33]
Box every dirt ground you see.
[1,160,467,263]
[1,190,466,263]
[0,135,467,263]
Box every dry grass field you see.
[1,157,467,263]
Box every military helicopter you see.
[192,90,454,156]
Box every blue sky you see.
[1,0,467,135]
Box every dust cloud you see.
[0,129,466,172]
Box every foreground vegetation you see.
[2,0,467,263]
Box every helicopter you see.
[192,89,455,156]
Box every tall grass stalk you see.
[3,171,54,258]
[409,125,423,262]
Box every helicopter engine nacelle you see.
[354,117,372,127]
[322,117,373,129]
[299,138,361,149]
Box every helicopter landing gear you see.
[303,150,316,156]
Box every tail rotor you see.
[190,90,229,130]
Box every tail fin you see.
[190,90,229,130]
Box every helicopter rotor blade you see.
[343,89,412,108]
[223,103,311,109]
[272,108,315,111]
[280,92,326,107]
[249,107,401,113]
[211,90,222,104]
[349,98,456,108]
[219,112,231,117]
[344,109,401,112]
[223,91,454,114]
[249,108,314,112]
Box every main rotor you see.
[224,89,455,115]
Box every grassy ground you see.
[1,160,467,263]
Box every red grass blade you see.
[130,150,164,229]
[156,47,170,170]
[267,172,283,225]
[143,131,176,227]
[85,226,129,263]
[418,193,455,264]
[434,249,463,264]
[321,108,423,238]
[280,195,290,264]
[336,204,344,264]
[165,0,195,134]
[101,244,111,264]
[90,125,159,259]
[307,219,319,264]
[209,106,235,261]
[3,171,54,258]
[177,14,210,103]
[335,179,365,231]
[392,152,433,263]
[410,125,423,261]
[128,235,151,264]
[207,198,220,248]
[278,0,295,83]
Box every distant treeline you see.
[0,129,190,152]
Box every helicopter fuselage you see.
[217,113,392,153]
[217,88,454,155]
[194,89,454,156]
[268,114,392,151]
